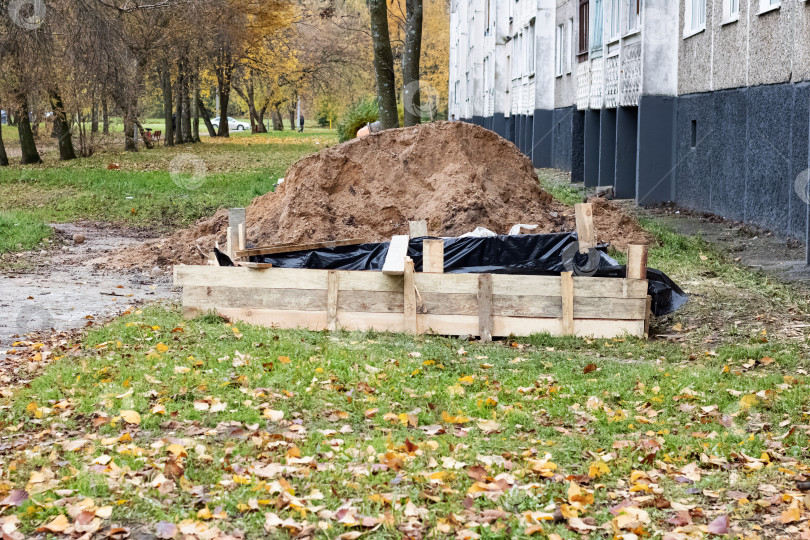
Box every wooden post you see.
[226,226,238,261]
[574,203,596,254]
[409,220,428,239]
[383,235,411,276]
[228,208,246,261]
[561,271,575,335]
[478,274,493,342]
[626,244,648,280]
[327,270,339,331]
[423,239,444,273]
[403,257,418,333]
[237,223,246,251]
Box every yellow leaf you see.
[120,410,141,425]
[197,506,213,520]
[441,411,469,424]
[588,460,610,478]
[233,475,251,485]
[447,384,465,396]
[37,514,70,533]
[457,375,475,385]
[156,342,169,353]
[781,505,801,524]
[167,444,187,457]
[740,394,760,409]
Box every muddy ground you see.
[0,222,176,356]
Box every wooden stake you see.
[383,235,411,275]
[574,203,596,254]
[226,226,238,261]
[237,223,246,251]
[423,239,444,273]
[561,271,575,335]
[409,220,428,239]
[478,274,493,342]
[403,257,417,333]
[626,244,648,280]
[327,270,339,331]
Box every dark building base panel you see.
[457,80,810,239]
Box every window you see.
[590,0,603,51]
[513,33,523,79]
[578,0,589,54]
[759,0,780,14]
[608,0,620,41]
[723,0,739,20]
[555,24,565,76]
[625,0,639,33]
[566,18,573,73]
[526,21,536,75]
[685,0,705,35]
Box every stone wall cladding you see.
[619,42,641,107]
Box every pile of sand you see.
[107,121,653,270]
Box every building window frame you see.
[722,0,739,24]
[578,0,589,55]
[758,0,780,15]
[683,0,706,38]
[555,23,565,77]
[608,0,620,43]
[589,0,603,53]
[566,18,573,73]
[526,20,536,76]
[624,0,640,35]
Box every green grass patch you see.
[0,128,338,254]
[0,210,53,253]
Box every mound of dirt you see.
[107,121,653,270]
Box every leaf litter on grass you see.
[2,305,810,539]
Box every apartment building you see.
[448,0,810,240]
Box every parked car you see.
[211,117,250,131]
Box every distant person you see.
[299,114,305,132]
[450,114,457,121]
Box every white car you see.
[211,117,250,131]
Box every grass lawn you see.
[2,168,810,537]
[0,127,337,254]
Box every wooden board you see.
[423,239,444,273]
[575,203,596,254]
[235,238,365,258]
[382,235,411,276]
[409,220,428,238]
[176,265,651,338]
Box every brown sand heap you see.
[108,121,653,270]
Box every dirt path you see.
[0,222,178,356]
[624,204,810,285]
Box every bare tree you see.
[367,0,399,129]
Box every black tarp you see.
[215,232,687,317]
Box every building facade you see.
[448,0,810,240]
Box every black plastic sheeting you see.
[216,232,688,317]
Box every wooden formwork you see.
[174,264,650,339]
[174,203,652,339]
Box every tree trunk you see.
[256,102,269,133]
[182,65,191,143]
[123,105,137,152]
[271,107,283,131]
[367,0,399,129]
[288,106,295,131]
[17,99,42,164]
[102,96,109,133]
[49,90,77,161]
[175,59,184,145]
[402,0,423,127]
[91,98,99,133]
[215,49,232,137]
[192,71,200,142]
[0,119,8,167]
[197,97,218,137]
[160,60,174,146]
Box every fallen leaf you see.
[120,410,141,425]
[707,515,729,535]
